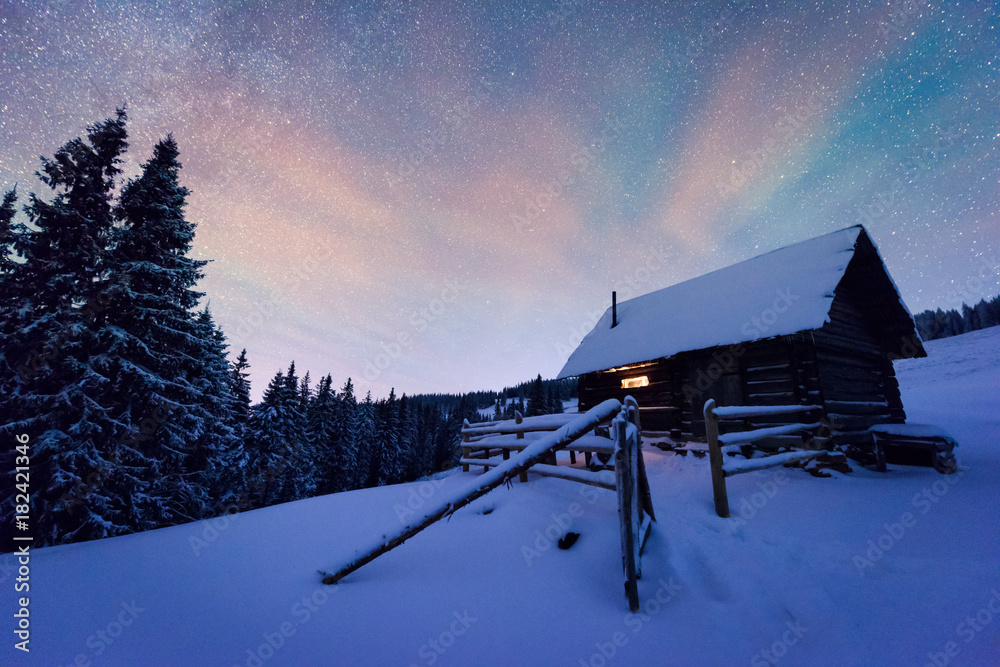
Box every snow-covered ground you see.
[4,328,999,666]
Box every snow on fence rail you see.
[460,411,613,484]
[321,398,656,612]
[704,399,824,518]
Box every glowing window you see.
[621,376,649,389]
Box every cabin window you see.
[621,376,649,389]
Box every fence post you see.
[615,414,640,612]
[462,419,471,472]
[704,399,730,518]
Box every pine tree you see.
[377,389,401,486]
[229,349,252,439]
[334,378,359,492]
[246,371,288,507]
[99,134,234,530]
[397,394,419,479]
[549,384,565,414]
[279,362,313,502]
[0,110,130,545]
[0,188,17,279]
[308,374,340,495]
[299,371,312,411]
[527,374,546,417]
[353,391,378,488]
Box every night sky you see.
[1,1,997,400]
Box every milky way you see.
[1,0,997,398]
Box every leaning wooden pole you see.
[321,398,624,585]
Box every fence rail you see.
[704,399,825,518]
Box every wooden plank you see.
[718,422,821,445]
[712,404,821,419]
[722,450,822,476]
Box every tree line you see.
[913,294,1000,341]
[0,110,578,549]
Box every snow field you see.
[2,328,998,666]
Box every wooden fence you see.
[703,399,824,518]
[460,412,617,488]
[322,398,656,612]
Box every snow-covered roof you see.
[557,225,915,378]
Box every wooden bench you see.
[869,423,958,474]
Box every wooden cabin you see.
[557,226,927,459]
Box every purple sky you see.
[1,1,997,400]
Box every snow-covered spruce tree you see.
[245,370,288,507]
[190,307,241,514]
[526,374,546,417]
[353,391,378,488]
[229,349,252,435]
[100,134,237,530]
[397,394,420,480]
[299,371,311,412]
[376,389,400,486]
[0,110,130,546]
[435,402,463,471]
[333,378,359,492]
[247,362,312,505]
[307,374,341,495]
[0,188,16,278]
[204,346,254,511]
[416,402,441,477]
[283,365,318,501]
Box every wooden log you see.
[321,399,624,585]
[515,411,524,439]
[704,399,730,518]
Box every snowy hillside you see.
[3,328,999,666]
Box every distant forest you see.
[0,110,575,549]
[913,294,1000,341]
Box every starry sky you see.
[1,0,997,400]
